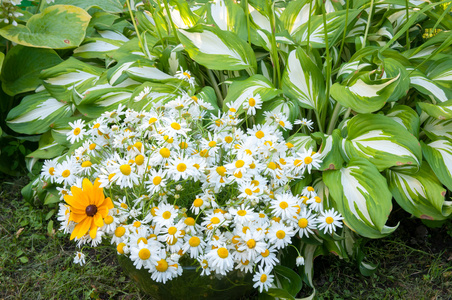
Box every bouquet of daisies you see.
[40,88,343,293]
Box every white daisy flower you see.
[129,241,160,270]
[67,119,86,144]
[182,234,206,259]
[73,251,86,266]
[294,118,314,131]
[293,207,318,238]
[270,192,299,220]
[134,86,151,101]
[206,245,234,275]
[266,222,295,249]
[317,208,343,234]
[54,157,79,186]
[175,67,195,87]
[252,265,274,293]
[306,195,323,212]
[242,93,262,116]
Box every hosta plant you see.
[2,0,452,298]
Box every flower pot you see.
[117,255,255,300]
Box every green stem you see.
[162,0,180,43]
[306,0,313,54]
[245,0,252,45]
[363,0,375,48]
[315,110,324,133]
[268,0,281,88]
[126,0,144,52]
[405,0,410,50]
[321,0,331,133]
[219,72,227,99]
[343,107,352,120]
[333,0,350,70]
[207,69,224,107]
[326,101,342,135]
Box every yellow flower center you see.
[279,201,288,209]
[115,226,126,237]
[189,236,201,247]
[225,136,233,143]
[315,196,322,203]
[237,210,247,216]
[62,170,70,178]
[216,166,226,176]
[185,217,195,226]
[133,221,141,227]
[276,230,286,239]
[135,155,145,166]
[307,186,315,192]
[261,249,270,257]
[104,215,114,225]
[149,117,157,124]
[160,147,170,158]
[117,242,126,254]
[247,239,256,249]
[179,142,188,149]
[255,130,264,139]
[73,128,81,135]
[260,274,267,283]
[326,217,334,224]
[168,226,177,235]
[120,164,131,175]
[286,142,294,148]
[108,173,116,182]
[245,188,253,196]
[138,248,151,260]
[208,141,216,147]
[193,198,203,207]
[171,122,181,130]
[49,167,55,175]
[248,98,256,107]
[177,163,187,172]
[279,120,285,127]
[294,159,303,167]
[298,218,308,228]
[267,162,277,170]
[153,176,162,185]
[235,160,245,168]
[81,161,92,168]
[183,72,191,79]
[137,237,148,245]
[304,156,313,164]
[217,247,229,259]
[211,217,220,224]
[162,211,171,219]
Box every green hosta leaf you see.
[410,69,451,103]
[386,105,420,138]
[317,129,345,171]
[78,87,134,118]
[222,74,279,113]
[73,37,124,59]
[129,82,179,111]
[207,0,247,41]
[383,58,410,102]
[41,57,104,103]
[0,52,4,73]
[422,140,452,191]
[387,163,451,221]
[282,48,325,111]
[323,158,397,238]
[330,73,400,114]
[178,25,257,71]
[195,86,219,113]
[292,10,361,48]
[0,5,91,49]
[423,118,452,142]
[6,92,74,135]
[280,0,317,36]
[125,62,176,83]
[418,99,452,120]
[272,266,303,298]
[169,0,199,29]
[41,0,123,13]
[0,45,62,96]
[426,57,452,93]
[342,114,422,171]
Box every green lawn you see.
[1,177,451,299]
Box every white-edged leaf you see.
[422,140,452,191]
[423,118,452,142]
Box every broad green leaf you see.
[423,118,452,142]
[272,266,303,297]
[41,0,123,13]
[0,5,91,49]
[207,0,247,41]
[386,105,420,138]
[422,140,452,191]
[292,10,361,48]
[222,74,280,113]
[426,56,452,94]
[27,141,66,160]
[418,99,452,120]
[126,62,177,83]
[342,114,422,171]
[41,57,104,103]
[280,0,317,36]
[281,48,325,111]
[0,52,4,73]
[178,25,257,71]
[6,92,74,135]
[77,87,134,118]
[323,158,397,238]
[383,58,410,102]
[316,129,345,171]
[330,73,400,114]
[387,163,451,220]
[73,37,124,59]
[195,86,220,113]
[169,0,199,29]
[0,45,62,96]
[257,96,299,124]
[410,69,451,103]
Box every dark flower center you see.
[86,205,98,217]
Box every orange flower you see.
[64,178,114,240]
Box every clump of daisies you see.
[40,89,343,293]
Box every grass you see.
[1,177,451,299]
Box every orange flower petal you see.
[69,212,87,223]
[89,218,98,239]
[64,195,87,211]
[72,217,91,240]
[97,206,109,218]
[93,213,104,228]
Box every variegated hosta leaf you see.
[312,177,333,209]
[387,163,451,220]
[207,0,247,41]
[222,74,280,113]
[422,140,452,191]
[27,133,66,160]
[160,47,187,76]
[286,134,317,153]
[423,118,452,142]
[330,73,400,114]
[383,58,410,102]
[280,0,317,36]
[426,57,452,92]
[41,57,104,103]
[110,36,157,62]
[281,48,325,111]
[168,0,199,29]
[247,4,271,33]
[292,10,361,48]
[323,158,397,239]
[257,96,299,124]
[194,86,220,113]
[128,82,179,111]
[6,92,74,135]
[0,5,91,49]
[41,0,124,14]
[316,129,345,171]
[342,114,422,171]
[73,37,125,59]
[0,45,63,96]
[178,25,257,71]
[107,59,176,86]
[410,69,451,103]
[77,88,133,118]
[418,99,452,120]
[386,105,420,138]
